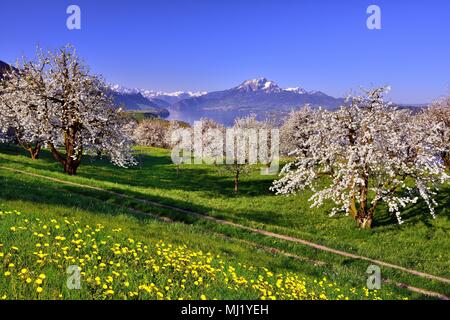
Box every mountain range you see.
[0,60,12,79]
[167,78,344,125]
[108,88,170,118]
[4,59,417,125]
[112,78,345,125]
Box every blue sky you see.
[1,0,449,103]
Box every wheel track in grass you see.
[1,165,449,300]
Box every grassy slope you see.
[2,208,389,300]
[0,163,404,300]
[0,145,449,297]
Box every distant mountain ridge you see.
[110,78,347,124]
[108,90,170,118]
[0,61,170,118]
[1,61,428,125]
[0,60,12,79]
[110,84,207,105]
[167,78,345,125]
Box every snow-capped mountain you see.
[109,84,207,105]
[284,87,307,94]
[230,78,329,96]
[141,90,207,99]
[107,86,169,117]
[235,78,282,93]
[109,78,345,125]
[168,78,345,125]
[0,60,12,79]
[143,91,207,105]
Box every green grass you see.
[0,144,449,299]
[0,209,391,300]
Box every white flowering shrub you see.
[133,119,171,148]
[272,87,449,229]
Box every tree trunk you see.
[63,142,81,175]
[355,174,373,229]
[443,152,450,170]
[48,128,82,175]
[27,143,41,160]
[15,128,42,160]
[356,215,373,229]
[64,161,79,175]
[234,172,239,193]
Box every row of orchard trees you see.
[132,115,276,192]
[131,88,449,229]
[0,46,136,174]
[1,46,447,229]
[275,88,449,229]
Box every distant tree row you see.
[132,115,276,192]
[132,118,188,149]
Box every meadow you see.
[0,145,449,299]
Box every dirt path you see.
[1,165,449,300]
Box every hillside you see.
[0,145,448,300]
[0,60,12,79]
[109,90,170,118]
[111,78,345,125]
[169,79,344,125]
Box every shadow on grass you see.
[373,188,450,228]
[0,168,287,228]
[1,144,448,230]
[0,145,276,198]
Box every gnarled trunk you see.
[443,151,450,170]
[14,128,42,160]
[352,174,376,229]
[356,214,373,229]
[49,127,82,175]
[64,161,80,175]
[27,143,41,160]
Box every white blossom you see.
[0,45,136,173]
[272,87,449,228]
